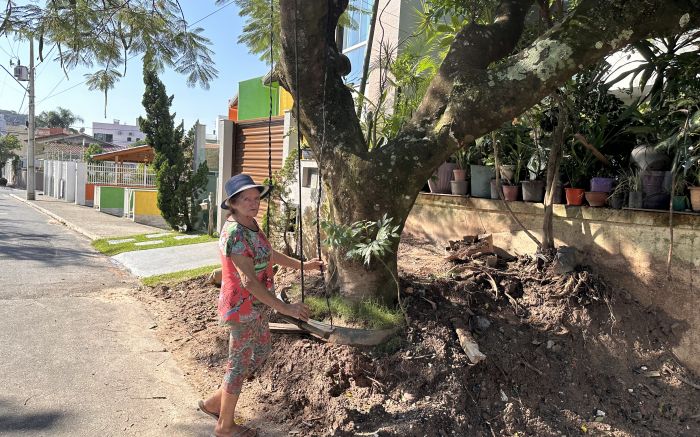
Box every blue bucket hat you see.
[220,174,271,209]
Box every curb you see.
[9,194,99,241]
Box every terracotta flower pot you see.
[690,187,700,212]
[585,191,607,207]
[565,188,585,206]
[453,169,467,181]
[502,185,519,201]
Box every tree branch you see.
[431,0,700,147]
[412,0,534,128]
[278,0,367,165]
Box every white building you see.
[92,120,145,147]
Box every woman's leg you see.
[202,388,222,416]
[214,390,241,435]
[213,323,255,435]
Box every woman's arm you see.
[272,249,323,271]
[230,254,310,320]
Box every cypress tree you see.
[139,69,208,231]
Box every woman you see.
[199,174,322,437]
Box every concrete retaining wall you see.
[404,193,700,375]
[96,186,125,217]
[132,190,169,229]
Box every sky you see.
[0,0,269,136]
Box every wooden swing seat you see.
[272,314,400,346]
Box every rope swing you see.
[264,0,397,346]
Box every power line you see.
[18,90,27,113]
[189,0,235,27]
[36,79,85,104]
[38,75,66,102]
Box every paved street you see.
[0,188,211,436]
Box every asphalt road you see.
[0,188,211,436]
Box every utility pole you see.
[26,37,36,200]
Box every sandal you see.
[198,399,220,421]
[210,425,258,437]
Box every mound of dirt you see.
[134,237,700,437]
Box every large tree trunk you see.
[277,0,700,301]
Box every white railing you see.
[87,162,156,187]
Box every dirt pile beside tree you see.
[135,239,699,437]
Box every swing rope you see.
[292,0,305,303]
[265,0,274,239]
[291,0,333,327]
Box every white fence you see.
[87,162,156,187]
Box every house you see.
[92,119,146,147]
[35,130,122,161]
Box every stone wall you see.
[404,193,700,375]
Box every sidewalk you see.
[113,242,219,277]
[7,189,219,277]
[9,190,161,240]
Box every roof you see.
[39,142,125,159]
[91,145,154,163]
[34,132,117,147]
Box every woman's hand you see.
[305,258,324,271]
[282,302,311,321]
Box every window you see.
[127,137,132,142]
[344,45,366,85]
[343,0,370,49]
[94,133,113,142]
[342,0,371,85]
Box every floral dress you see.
[217,218,274,394]
[218,219,274,324]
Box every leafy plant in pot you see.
[523,144,547,203]
[626,169,644,209]
[450,146,469,195]
[562,141,594,206]
[497,122,534,201]
[690,167,700,212]
[468,137,495,198]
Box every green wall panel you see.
[100,186,124,209]
[238,77,279,121]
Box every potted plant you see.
[562,145,592,206]
[670,174,688,211]
[450,147,469,195]
[628,169,644,208]
[428,161,457,194]
[523,144,547,203]
[469,137,495,198]
[689,167,700,212]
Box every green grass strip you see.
[304,295,404,329]
[141,264,219,287]
[92,232,217,256]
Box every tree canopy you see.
[36,107,83,129]
[1,0,219,100]
[0,133,21,170]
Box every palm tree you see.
[36,107,84,129]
